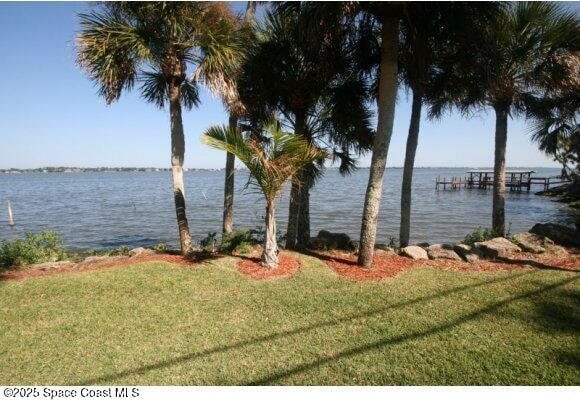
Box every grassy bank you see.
[0,254,578,385]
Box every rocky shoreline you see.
[311,222,579,265]
[1,222,578,281]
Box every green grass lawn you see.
[1,254,578,385]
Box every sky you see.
[0,1,577,169]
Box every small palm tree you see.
[76,2,241,255]
[202,121,326,268]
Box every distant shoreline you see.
[0,166,560,174]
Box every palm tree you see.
[217,1,258,235]
[528,52,580,178]
[429,2,579,236]
[398,3,500,247]
[237,7,374,250]
[356,4,402,267]
[202,121,325,268]
[76,2,241,254]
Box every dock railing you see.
[436,171,571,192]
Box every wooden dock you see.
[435,170,571,192]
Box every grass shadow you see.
[301,250,360,266]
[76,270,537,385]
[246,275,578,385]
[496,256,579,272]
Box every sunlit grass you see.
[0,254,578,385]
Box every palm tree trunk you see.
[358,19,398,267]
[244,1,257,24]
[286,181,299,249]
[169,80,193,255]
[222,114,237,234]
[262,199,278,268]
[399,90,423,247]
[296,171,311,249]
[493,107,508,236]
[286,110,307,249]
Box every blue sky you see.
[0,2,575,169]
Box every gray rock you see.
[83,255,110,263]
[310,230,356,251]
[512,232,553,254]
[529,223,579,247]
[129,247,155,257]
[32,260,74,270]
[374,248,396,257]
[416,242,430,248]
[453,243,483,263]
[426,244,462,260]
[83,255,127,263]
[400,245,428,260]
[474,237,522,259]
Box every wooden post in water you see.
[7,200,15,227]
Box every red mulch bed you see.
[318,249,580,281]
[237,254,301,280]
[321,251,417,281]
[0,253,200,281]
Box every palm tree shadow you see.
[76,270,537,385]
[521,286,580,371]
[246,275,579,385]
[302,250,360,266]
[496,256,579,272]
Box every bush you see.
[109,246,131,256]
[151,243,167,253]
[462,227,496,246]
[232,242,253,255]
[200,232,218,252]
[219,230,255,254]
[0,231,68,268]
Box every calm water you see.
[0,168,575,249]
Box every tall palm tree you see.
[398,3,499,247]
[357,3,402,267]
[202,121,325,268]
[76,2,240,254]
[218,1,258,235]
[527,52,580,178]
[429,1,579,236]
[238,7,374,250]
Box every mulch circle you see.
[321,250,417,281]
[0,253,200,281]
[237,254,301,280]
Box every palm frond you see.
[202,121,327,201]
[139,70,200,110]
[139,71,167,108]
[76,8,153,104]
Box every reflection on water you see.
[0,168,575,249]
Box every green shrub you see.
[219,230,254,253]
[387,236,400,249]
[0,231,68,268]
[200,232,218,252]
[109,246,131,256]
[151,243,167,253]
[218,227,284,255]
[233,242,253,255]
[462,227,496,246]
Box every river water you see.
[0,167,575,249]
